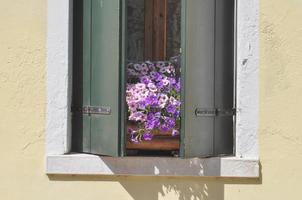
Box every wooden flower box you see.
[126,123,180,151]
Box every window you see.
[46,0,259,177]
[71,0,235,158]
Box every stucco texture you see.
[0,0,302,199]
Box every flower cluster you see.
[126,61,181,142]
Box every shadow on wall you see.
[48,163,262,200]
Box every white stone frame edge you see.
[46,0,259,177]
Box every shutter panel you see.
[213,0,235,156]
[72,0,92,153]
[73,0,121,156]
[89,0,120,156]
[183,0,234,157]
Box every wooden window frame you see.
[46,0,259,177]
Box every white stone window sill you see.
[46,154,259,177]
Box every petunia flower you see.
[172,129,179,136]
[135,83,146,90]
[166,104,176,114]
[143,132,153,141]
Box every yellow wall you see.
[0,0,302,199]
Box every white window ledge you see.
[46,0,259,177]
[47,154,259,177]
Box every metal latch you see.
[72,106,111,115]
[195,108,236,117]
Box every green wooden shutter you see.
[72,0,92,153]
[89,0,121,156]
[213,0,235,156]
[73,0,121,156]
[182,0,235,157]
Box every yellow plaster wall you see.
[0,0,302,199]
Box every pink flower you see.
[128,102,137,111]
[162,77,169,86]
[129,111,147,122]
[147,83,157,92]
[135,83,146,90]
[172,129,179,136]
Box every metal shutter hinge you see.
[195,108,236,117]
[71,106,111,115]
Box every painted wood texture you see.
[72,0,121,156]
[126,124,180,151]
[90,0,120,156]
[126,137,179,150]
[183,0,235,157]
[144,0,167,61]
[72,0,92,152]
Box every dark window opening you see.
[125,0,182,156]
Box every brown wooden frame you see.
[144,0,167,61]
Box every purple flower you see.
[149,71,158,79]
[146,112,161,130]
[140,76,151,84]
[143,132,153,141]
[138,101,146,110]
[168,77,176,86]
[145,95,158,106]
[165,117,175,129]
[156,80,164,89]
[126,60,181,142]
[160,124,169,132]
[145,120,154,130]
[173,110,180,118]
[154,73,163,82]
[166,104,176,114]
[145,117,160,130]
[154,112,161,118]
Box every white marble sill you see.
[46,153,259,177]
